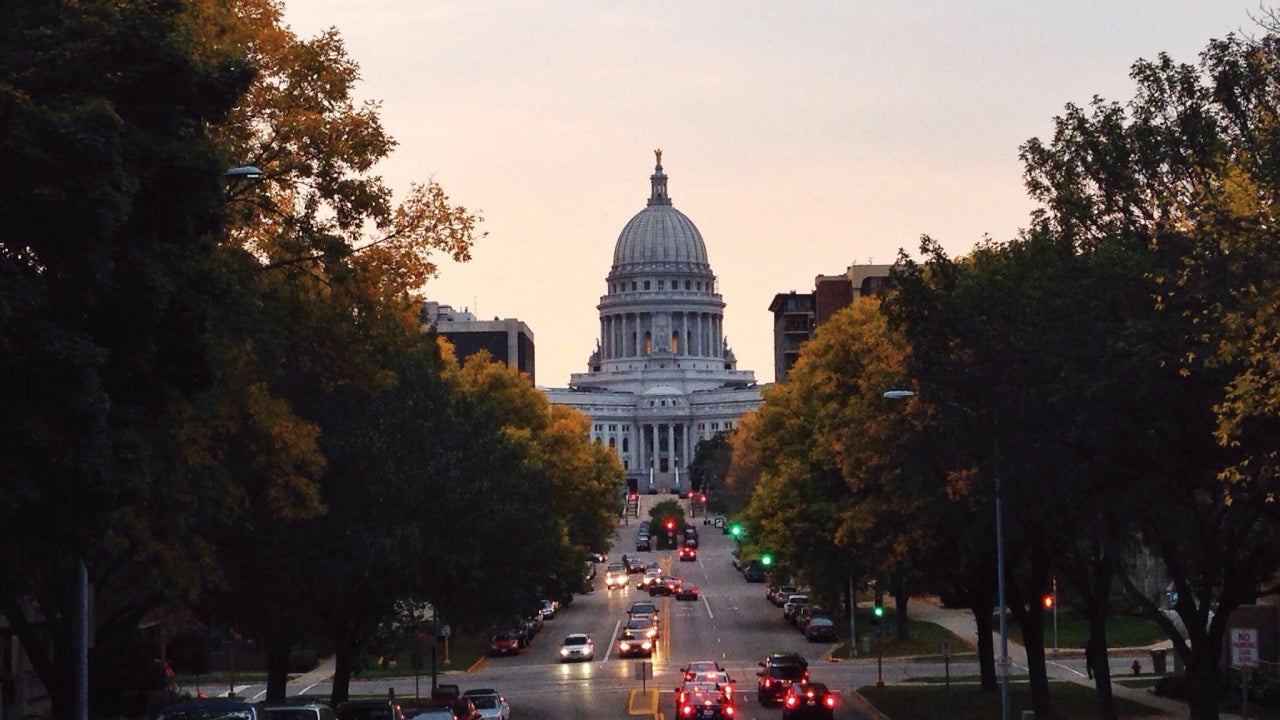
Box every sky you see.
[280,1,1258,387]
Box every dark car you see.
[336,699,406,720]
[781,682,836,720]
[649,576,681,596]
[157,701,267,720]
[678,545,698,562]
[676,683,737,720]
[401,698,478,720]
[742,563,767,583]
[262,704,339,720]
[803,617,839,643]
[629,600,659,619]
[676,583,700,601]
[756,653,809,705]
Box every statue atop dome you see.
[654,148,662,167]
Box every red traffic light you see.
[1042,594,1054,609]
[698,493,708,502]
[665,519,676,531]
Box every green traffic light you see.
[873,604,884,618]
[729,524,743,537]
[759,554,773,566]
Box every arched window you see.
[671,331,679,353]
[644,332,652,354]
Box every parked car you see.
[794,604,828,632]
[262,704,339,720]
[158,701,267,720]
[781,682,836,720]
[403,708,451,720]
[539,599,559,619]
[803,617,839,643]
[401,698,476,720]
[461,690,509,720]
[489,630,521,656]
[742,563,768,583]
[768,585,799,606]
[336,699,406,720]
[782,595,811,623]
[558,633,595,662]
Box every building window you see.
[696,281,702,290]
[658,280,665,290]
[671,331,679,353]
[685,280,691,290]
[644,280,651,290]
[631,281,637,291]
[712,423,720,430]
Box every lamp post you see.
[884,390,1009,720]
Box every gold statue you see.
[655,148,662,166]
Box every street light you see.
[884,389,1010,720]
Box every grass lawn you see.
[858,680,1167,720]
[1011,613,1167,648]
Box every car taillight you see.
[762,678,771,688]
[823,695,836,709]
[785,696,798,709]
[723,705,735,717]
[680,706,694,717]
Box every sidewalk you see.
[288,656,337,693]
[907,596,1242,720]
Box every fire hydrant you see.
[1132,659,1142,676]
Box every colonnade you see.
[598,312,722,360]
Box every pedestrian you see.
[1085,635,1096,679]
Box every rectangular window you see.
[658,280,665,290]
[644,281,651,290]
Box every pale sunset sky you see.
[281,1,1257,386]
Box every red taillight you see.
[784,696,798,709]
[680,706,694,718]
[762,678,772,688]
[723,706,735,717]
[823,695,837,709]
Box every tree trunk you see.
[1184,648,1223,720]
[329,643,357,707]
[893,578,910,641]
[971,598,997,692]
[264,633,293,703]
[1086,555,1118,720]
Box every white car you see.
[558,633,595,662]
[461,690,510,720]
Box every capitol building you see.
[544,152,762,494]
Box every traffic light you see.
[665,519,676,532]
[759,553,773,567]
[698,493,707,503]
[873,603,884,619]
[1042,594,1054,609]
[729,524,743,538]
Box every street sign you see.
[713,517,724,528]
[1231,628,1258,667]
[942,641,951,658]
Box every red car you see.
[488,631,520,656]
[679,546,698,562]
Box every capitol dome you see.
[610,152,711,274]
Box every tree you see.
[0,1,271,714]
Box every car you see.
[636,534,652,551]
[756,653,809,705]
[781,682,836,720]
[782,595,811,623]
[768,585,799,606]
[676,583,700,601]
[675,683,737,719]
[402,698,477,720]
[159,701,267,720]
[591,552,608,563]
[558,633,595,662]
[626,614,660,640]
[402,709,452,720]
[803,617,839,643]
[604,563,630,589]
[262,704,339,720]
[650,576,681,596]
[679,546,698,562]
[629,600,659,619]
[616,628,655,658]
[682,660,728,683]
[624,555,647,574]
[488,630,521,656]
[539,599,559,619]
[637,567,664,590]
[336,700,406,720]
[794,604,828,631]
[460,690,509,720]
[742,563,767,583]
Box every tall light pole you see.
[884,390,1009,720]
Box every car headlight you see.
[559,648,570,656]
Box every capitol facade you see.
[544,152,762,494]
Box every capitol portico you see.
[544,152,762,493]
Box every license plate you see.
[701,711,714,718]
